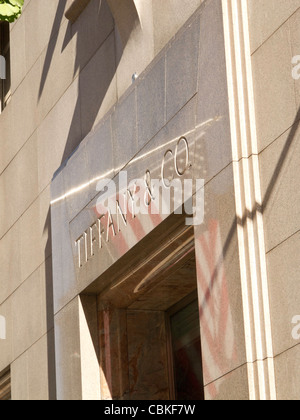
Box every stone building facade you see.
[0,0,300,400]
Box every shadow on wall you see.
[39,0,300,401]
[198,105,300,399]
[43,211,56,400]
[39,0,139,400]
[38,0,140,161]
[201,105,300,324]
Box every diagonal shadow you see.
[199,106,300,324]
[43,210,56,400]
[41,0,140,399]
[262,107,300,211]
[39,0,300,398]
[38,0,67,100]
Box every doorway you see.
[97,225,204,400]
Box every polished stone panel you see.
[98,305,129,400]
[165,13,200,121]
[127,310,170,400]
[137,54,166,150]
[196,0,232,174]
[63,141,91,222]
[50,0,237,400]
[112,89,138,171]
[67,96,202,297]
[86,115,115,184]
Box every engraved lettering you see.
[96,178,116,217]
[161,178,183,215]
[116,200,127,232]
[83,232,88,264]
[75,232,88,268]
[127,182,138,218]
[175,136,190,176]
[161,149,174,189]
[76,134,204,270]
[144,170,155,207]
[75,236,83,268]
[97,215,105,249]
[106,210,116,242]
[89,223,98,258]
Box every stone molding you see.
[222,0,276,400]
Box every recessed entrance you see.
[97,222,204,400]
